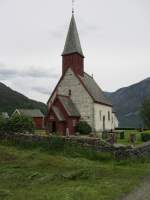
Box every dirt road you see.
[122,177,150,200]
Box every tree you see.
[0,115,8,131]
[0,115,35,133]
[9,115,35,133]
[75,121,92,135]
[141,98,150,129]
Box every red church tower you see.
[62,15,84,76]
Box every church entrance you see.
[52,121,56,133]
[103,116,106,131]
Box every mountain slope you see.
[0,82,47,115]
[105,78,150,128]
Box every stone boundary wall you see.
[114,142,150,160]
[0,132,150,160]
[0,132,115,152]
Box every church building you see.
[46,14,118,135]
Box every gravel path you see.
[122,177,150,200]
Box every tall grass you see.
[0,136,113,162]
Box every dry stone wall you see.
[0,132,150,160]
[114,142,150,160]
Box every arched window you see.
[108,111,110,121]
[99,111,102,121]
[68,89,72,96]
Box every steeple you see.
[62,14,84,76]
[62,15,84,57]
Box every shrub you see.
[75,121,92,135]
[0,115,35,134]
[141,132,150,142]
[9,115,35,133]
[0,116,8,132]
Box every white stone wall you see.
[49,68,116,132]
[112,113,119,129]
[57,69,94,129]
[94,103,113,132]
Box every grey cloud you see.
[32,86,51,95]
[0,64,17,80]
[23,67,58,79]
[0,68,16,76]
[48,23,66,40]
[49,29,64,39]
[0,64,58,80]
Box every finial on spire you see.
[72,0,75,14]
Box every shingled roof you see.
[58,95,80,117]
[15,109,44,118]
[79,73,112,106]
[52,106,65,121]
[62,14,84,57]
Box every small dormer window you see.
[68,89,72,96]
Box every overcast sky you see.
[0,0,150,103]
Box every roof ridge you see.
[79,72,112,106]
[83,72,93,78]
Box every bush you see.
[10,115,35,133]
[141,132,150,142]
[0,116,8,132]
[75,121,92,135]
[0,115,35,134]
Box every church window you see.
[108,111,110,121]
[99,111,102,121]
[68,89,72,96]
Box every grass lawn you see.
[115,130,150,146]
[0,142,150,200]
[117,130,143,146]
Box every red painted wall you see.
[62,53,84,76]
[46,96,80,135]
[33,117,43,129]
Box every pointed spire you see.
[62,14,84,57]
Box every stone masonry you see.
[58,68,94,129]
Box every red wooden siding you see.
[33,117,44,129]
[62,53,84,76]
[46,96,80,135]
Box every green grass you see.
[0,141,150,200]
[117,130,146,146]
